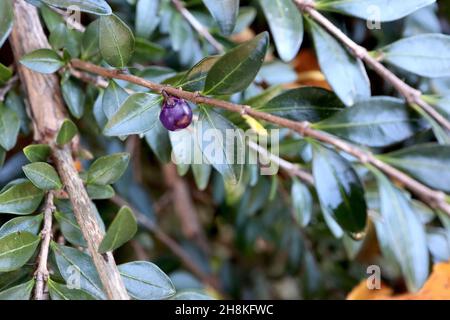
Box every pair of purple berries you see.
[159,92,193,131]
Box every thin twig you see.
[294,0,450,132]
[110,195,223,293]
[70,59,450,216]
[0,74,19,102]
[34,191,55,300]
[69,66,316,186]
[247,140,314,185]
[171,0,224,53]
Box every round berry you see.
[159,95,193,131]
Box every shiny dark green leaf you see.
[0,0,13,48]
[20,49,64,74]
[203,0,239,35]
[42,0,112,15]
[119,261,175,300]
[259,87,344,122]
[0,104,20,151]
[204,32,269,95]
[314,97,426,147]
[380,34,450,78]
[98,206,137,253]
[102,80,129,120]
[52,243,106,299]
[61,77,85,119]
[0,214,43,238]
[291,178,313,227]
[23,144,51,163]
[316,0,435,22]
[99,15,135,68]
[0,280,34,300]
[372,169,429,292]
[56,119,78,146]
[54,210,86,247]
[87,153,130,185]
[86,184,115,200]
[0,232,40,272]
[0,181,44,215]
[135,0,160,38]
[312,145,367,234]
[48,278,96,300]
[259,0,303,62]
[22,162,62,190]
[104,93,162,136]
[380,144,450,193]
[309,19,370,106]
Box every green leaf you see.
[372,169,429,292]
[135,0,160,38]
[52,243,106,299]
[145,121,172,163]
[0,214,43,238]
[119,261,175,300]
[20,49,64,74]
[312,145,367,234]
[0,181,44,215]
[23,144,51,163]
[180,56,220,92]
[61,77,85,119]
[291,178,313,227]
[99,15,135,68]
[0,280,34,300]
[380,34,450,78]
[104,93,162,136]
[41,0,112,15]
[203,0,239,35]
[0,0,13,48]
[258,87,344,122]
[98,206,137,253]
[102,80,129,120]
[313,97,427,147]
[308,19,370,106]
[380,144,450,193]
[86,184,115,200]
[316,0,436,22]
[192,162,212,191]
[22,162,62,190]
[56,119,78,146]
[0,232,40,272]
[0,104,20,151]
[48,278,96,300]
[81,20,100,60]
[259,0,303,62]
[204,32,269,95]
[54,210,86,247]
[0,63,12,85]
[196,108,244,185]
[87,153,130,185]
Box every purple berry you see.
[159,95,193,131]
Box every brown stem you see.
[10,0,129,300]
[162,163,210,253]
[70,59,450,216]
[34,192,55,300]
[110,195,222,292]
[294,0,450,132]
[171,0,224,53]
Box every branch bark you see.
[34,192,55,300]
[70,59,450,216]
[294,0,450,132]
[10,0,129,300]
